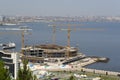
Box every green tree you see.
[17,59,37,80]
[0,60,11,80]
[69,75,76,80]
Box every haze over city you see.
[0,0,120,16]
[1,0,120,80]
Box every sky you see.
[0,0,120,16]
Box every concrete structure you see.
[0,50,19,79]
[22,44,78,60]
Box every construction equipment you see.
[48,24,56,44]
[49,23,83,59]
[48,24,82,44]
[19,26,32,49]
[61,24,103,59]
[0,26,32,50]
[49,23,103,59]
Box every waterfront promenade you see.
[82,68,120,76]
[44,67,120,76]
[31,57,120,77]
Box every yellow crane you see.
[61,24,103,59]
[49,23,103,59]
[48,24,82,44]
[0,26,32,51]
[49,23,83,59]
[19,26,32,49]
[48,24,56,44]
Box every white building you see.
[0,50,19,79]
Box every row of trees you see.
[0,60,37,80]
[0,60,11,80]
[17,59,37,80]
[0,60,77,80]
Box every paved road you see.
[43,67,120,76]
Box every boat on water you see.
[0,42,16,50]
[0,22,19,26]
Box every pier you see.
[30,56,120,77]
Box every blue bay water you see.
[0,21,120,72]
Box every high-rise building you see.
[0,50,19,79]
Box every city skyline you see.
[0,0,120,16]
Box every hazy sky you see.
[0,0,120,16]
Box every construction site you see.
[0,24,119,80]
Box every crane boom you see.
[61,24,103,59]
[49,23,82,59]
[0,26,32,51]
[49,23,103,59]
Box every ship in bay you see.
[0,42,16,50]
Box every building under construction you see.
[22,44,78,59]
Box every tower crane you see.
[49,23,103,59]
[61,24,103,59]
[49,23,82,59]
[0,26,32,53]
[48,24,56,44]
[19,26,32,49]
[48,24,82,44]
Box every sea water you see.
[0,21,120,72]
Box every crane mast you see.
[61,24,103,59]
[21,30,25,49]
[49,23,103,59]
[52,24,56,44]
[0,26,32,53]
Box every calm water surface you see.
[0,21,120,72]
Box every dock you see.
[29,56,120,77]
